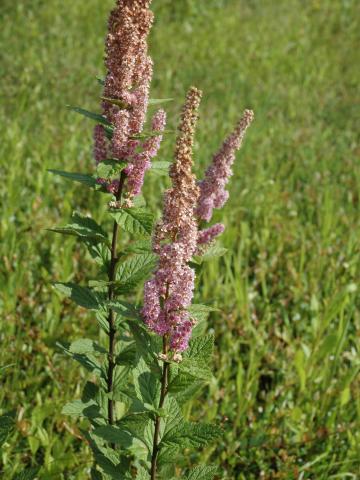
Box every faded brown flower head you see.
[159,86,203,246]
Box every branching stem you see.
[150,335,170,479]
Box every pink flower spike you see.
[197,223,225,246]
[93,125,108,164]
[197,109,254,222]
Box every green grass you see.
[1,0,359,478]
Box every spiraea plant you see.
[49,1,253,479]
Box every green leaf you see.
[96,159,127,179]
[133,357,160,409]
[57,342,103,377]
[69,338,106,355]
[0,412,15,446]
[131,129,174,140]
[197,244,228,262]
[48,169,97,188]
[53,282,100,310]
[187,304,218,323]
[123,239,152,254]
[186,465,218,480]
[116,253,157,293]
[101,97,132,109]
[294,349,307,392]
[135,466,150,479]
[116,343,137,366]
[93,425,133,448]
[150,161,171,176]
[148,98,173,105]
[49,212,109,245]
[13,468,40,480]
[110,208,154,237]
[167,373,204,405]
[62,399,104,421]
[90,469,103,480]
[186,334,214,364]
[126,321,162,366]
[67,105,112,127]
[161,422,222,449]
[173,335,215,381]
[108,300,140,322]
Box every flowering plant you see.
[49,1,253,478]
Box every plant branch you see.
[150,335,169,479]
[107,171,126,439]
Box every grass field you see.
[1,0,360,478]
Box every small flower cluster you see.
[93,0,166,197]
[142,87,202,352]
[196,109,254,222]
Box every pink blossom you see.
[142,88,202,352]
[197,109,254,222]
[93,125,108,164]
[94,0,158,197]
[126,109,167,196]
[197,223,225,245]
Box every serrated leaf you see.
[196,244,228,262]
[116,343,136,366]
[133,357,160,409]
[116,253,157,293]
[101,97,132,109]
[0,413,15,446]
[150,161,171,176]
[62,399,104,421]
[167,373,204,405]
[136,466,150,479]
[186,334,214,364]
[48,169,97,188]
[49,212,109,245]
[148,98,173,105]
[13,468,40,480]
[57,342,104,377]
[187,305,218,323]
[54,282,100,310]
[96,159,127,180]
[126,320,162,366]
[131,129,174,140]
[161,422,222,449]
[67,105,112,127]
[110,208,154,237]
[123,239,152,254]
[108,300,141,322]
[186,465,218,480]
[69,338,106,355]
[90,469,103,480]
[93,425,133,448]
[175,335,214,380]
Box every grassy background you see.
[1,0,360,478]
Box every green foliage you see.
[53,282,101,310]
[67,105,112,127]
[95,159,127,180]
[0,412,15,447]
[186,466,218,480]
[48,169,98,188]
[49,211,109,245]
[115,253,157,293]
[110,208,154,237]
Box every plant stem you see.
[150,335,169,479]
[107,171,126,438]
